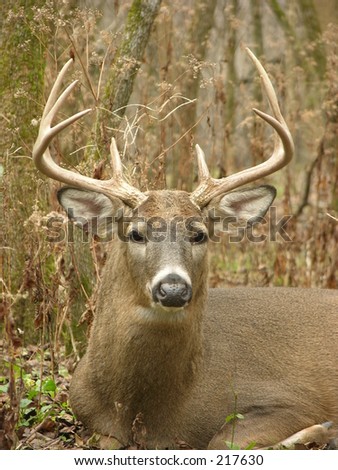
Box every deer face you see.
[126,191,208,310]
[58,189,208,311]
[58,185,275,312]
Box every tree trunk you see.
[1,0,47,299]
[90,0,162,159]
[0,0,48,448]
[174,0,217,190]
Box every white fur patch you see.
[136,305,187,323]
[147,266,192,294]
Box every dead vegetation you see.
[0,0,337,449]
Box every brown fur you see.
[68,189,338,449]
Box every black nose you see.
[152,273,192,308]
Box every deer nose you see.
[152,273,192,308]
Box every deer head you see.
[33,48,293,312]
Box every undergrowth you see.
[1,0,337,449]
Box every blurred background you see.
[1,0,337,448]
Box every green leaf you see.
[40,404,53,414]
[42,378,57,393]
[225,412,244,423]
[20,419,31,427]
[0,383,9,393]
[20,398,33,409]
[245,441,257,450]
[225,414,235,423]
[21,407,35,417]
[225,441,241,450]
[27,389,39,400]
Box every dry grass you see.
[1,0,337,449]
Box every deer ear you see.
[57,187,124,237]
[205,185,276,231]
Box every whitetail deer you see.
[33,49,338,449]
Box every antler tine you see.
[42,58,74,121]
[246,48,285,125]
[110,137,124,179]
[195,144,210,180]
[33,60,146,208]
[190,47,294,208]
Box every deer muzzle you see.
[151,273,192,308]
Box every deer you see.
[32,48,338,450]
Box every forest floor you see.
[1,343,94,450]
[1,342,335,451]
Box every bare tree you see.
[89,0,162,159]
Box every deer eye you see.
[129,229,146,244]
[190,231,208,245]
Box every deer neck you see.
[90,241,207,419]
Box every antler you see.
[190,47,294,208]
[32,59,146,208]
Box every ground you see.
[0,343,334,450]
